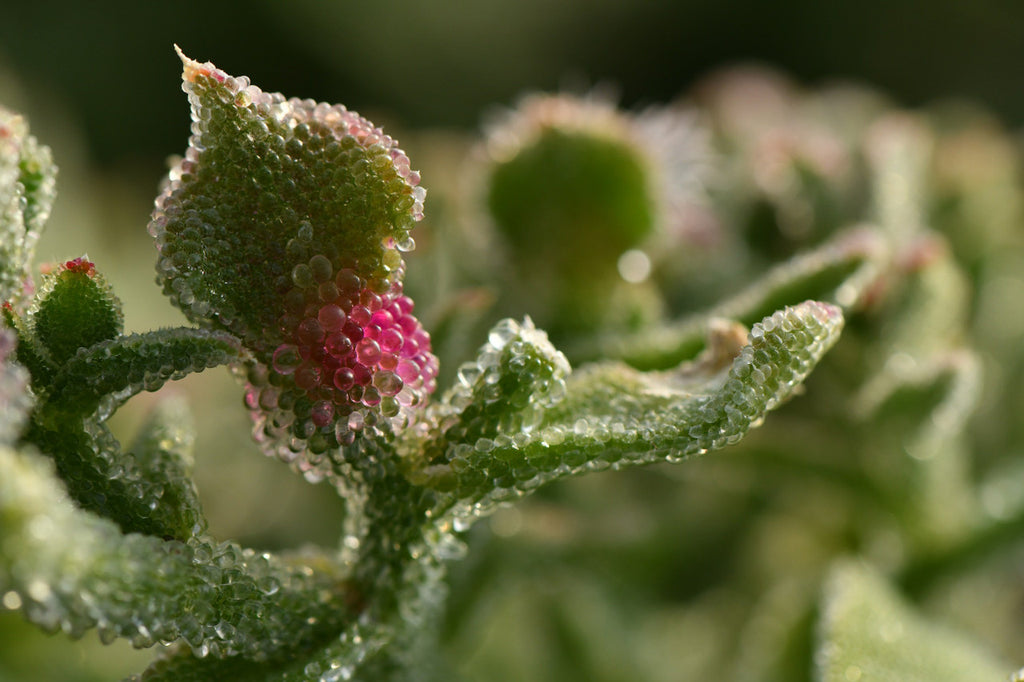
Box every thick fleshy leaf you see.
[42,328,244,419]
[13,327,241,538]
[481,93,709,339]
[416,301,843,519]
[134,621,390,682]
[1,302,53,393]
[852,348,983,555]
[0,328,31,444]
[150,49,424,356]
[417,317,571,464]
[486,96,655,277]
[124,398,207,539]
[150,49,437,452]
[0,445,360,660]
[25,418,198,539]
[0,106,56,308]
[576,227,882,369]
[817,561,1011,682]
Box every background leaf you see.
[817,560,1012,682]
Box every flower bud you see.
[32,257,123,365]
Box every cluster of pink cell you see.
[267,254,438,442]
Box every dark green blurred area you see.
[5,0,1024,168]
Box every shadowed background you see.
[4,1,1024,168]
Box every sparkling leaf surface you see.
[578,227,882,369]
[42,328,244,420]
[0,106,56,308]
[418,301,844,520]
[150,49,423,355]
[0,445,360,662]
[149,49,436,454]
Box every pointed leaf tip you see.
[174,46,221,85]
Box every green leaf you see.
[42,328,244,419]
[0,106,56,308]
[487,105,656,266]
[817,560,1011,682]
[125,397,207,538]
[19,328,241,538]
[24,418,199,539]
[2,303,55,394]
[0,445,360,661]
[576,227,882,369]
[480,94,715,340]
[0,329,31,445]
[133,621,390,682]
[416,317,571,464]
[417,301,843,519]
[852,238,981,548]
[151,50,438,453]
[150,49,423,358]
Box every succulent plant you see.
[1,51,1019,682]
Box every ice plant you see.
[150,48,437,466]
[1,51,1019,682]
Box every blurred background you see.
[7,1,1024,169]
[3,1,1024,680]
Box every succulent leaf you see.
[18,327,242,538]
[817,561,1011,682]
[150,48,423,351]
[43,328,244,420]
[579,226,882,369]
[482,94,669,338]
[126,397,207,539]
[420,301,843,519]
[0,106,56,308]
[487,106,655,268]
[150,49,436,452]
[0,445,360,660]
[418,317,571,462]
[1,302,55,392]
[133,619,390,681]
[0,328,31,445]
[24,418,198,539]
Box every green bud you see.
[32,257,123,365]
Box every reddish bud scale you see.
[62,258,96,276]
[248,254,438,455]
